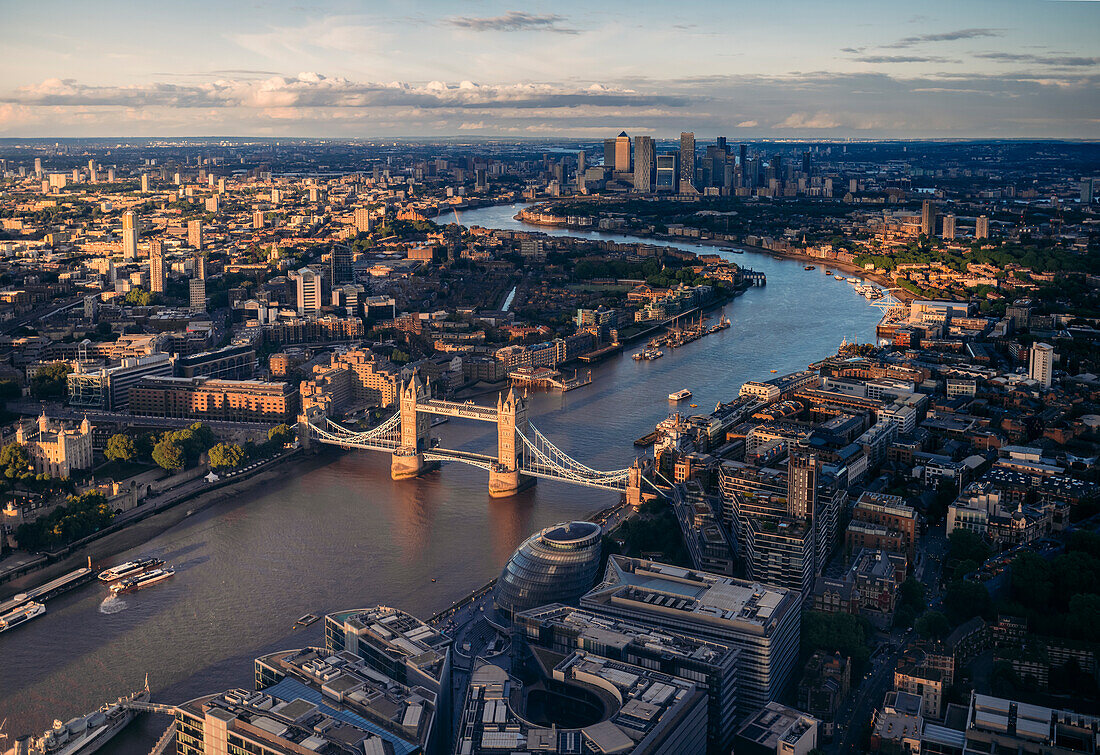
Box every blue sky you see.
[1,0,1097,138]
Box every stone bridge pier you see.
[391,377,430,479]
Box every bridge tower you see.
[391,376,430,479]
[297,405,324,452]
[626,457,654,508]
[489,387,533,497]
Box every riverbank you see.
[0,448,318,595]
[510,205,913,305]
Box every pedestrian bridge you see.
[300,377,648,498]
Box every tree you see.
[943,579,993,625]
[1066,594,1100,641]
[268,424,293,447]
[1,442,33,480]
[104,433,136,463]
[152,438,185,471]
[898,577,927,614]
[30,361,73,399]
[948,530,991,565]
[914,610,951,641]
[209,442,246,470]
[801,610,872,676]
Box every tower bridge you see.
[299,377,651,500]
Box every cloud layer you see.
[2,67,1097,138]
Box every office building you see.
[122,211,139,260]
[149,239,166,293]
[680,132,695,190]
[67,353,174,411]
[188,219,203,250]
[581,556,801,716]
[733,702,818,755]
[655,153,679,192]
[614,131,631,172]
[975,214,990,240]
[920,200,937,237]
[174,343,256,380]
[129,376,299,423]
[331,244,354,285]
[250,647,445,755]
[633,135,655,192]
[176,653,433,755]
[1029,341,1054,388]
[960,693,1100,755]
[189,277,206,313]
[353,207,373,234]
[290,267,322,317]
[513,603,740,751]
[494,521,602,619]
[942,213,956,241]
[324,605,452,729]
[455,653,707,755]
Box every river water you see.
[0,203,881,750]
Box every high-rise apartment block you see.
[188,219,203,250]
[122,211,139,260]
[149,239,165,293]
[1029,342,1054,389]
[189,277,206,313]
[920,200,937,237]
[942,213,956,240]
[353,207,373,234]
[975,214,990,240]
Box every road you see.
[830,525,948,754]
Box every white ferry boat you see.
[109,568,174,595]
[0,600,45,633]
[97,557,164,583]
[30,681,150,755]
[668,389,692,401]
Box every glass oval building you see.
[494,521,603,619]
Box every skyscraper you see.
[253,210,264,229]
[149,239,165,293]
[787,450,817,520]
[739,143,747,168]
[290,267,321,316]
[603,138,616,168]
[975,214,990,240]
[614,131,632,172]
[140,173,149,193]
[331,244,354,285]
[122,211,139,261]
[1080,178,1094,205]
[633,136,655,192]
[942,213,956,241]
[1029,342,1054,389]
[655,152,679,192]
[679,132,695,189]
[920,199,937,237]
[193,252,206,281]
[188,219,203,250]
[576,150,586,176]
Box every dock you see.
[508,367,592,392]
[0,559,94,613]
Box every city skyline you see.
[1,0,1099,139]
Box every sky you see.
[0,0,1098,139]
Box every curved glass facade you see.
[495,521,603,619]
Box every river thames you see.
[0,203,881,750]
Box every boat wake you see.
[99,596,128,614]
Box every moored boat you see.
[0,600,45,633]
[29,681,150,755]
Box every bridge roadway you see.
[418,399,500,422]
[423,448,497,470]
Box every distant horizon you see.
[2,0,1097,140]
[1,135,1097,145]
